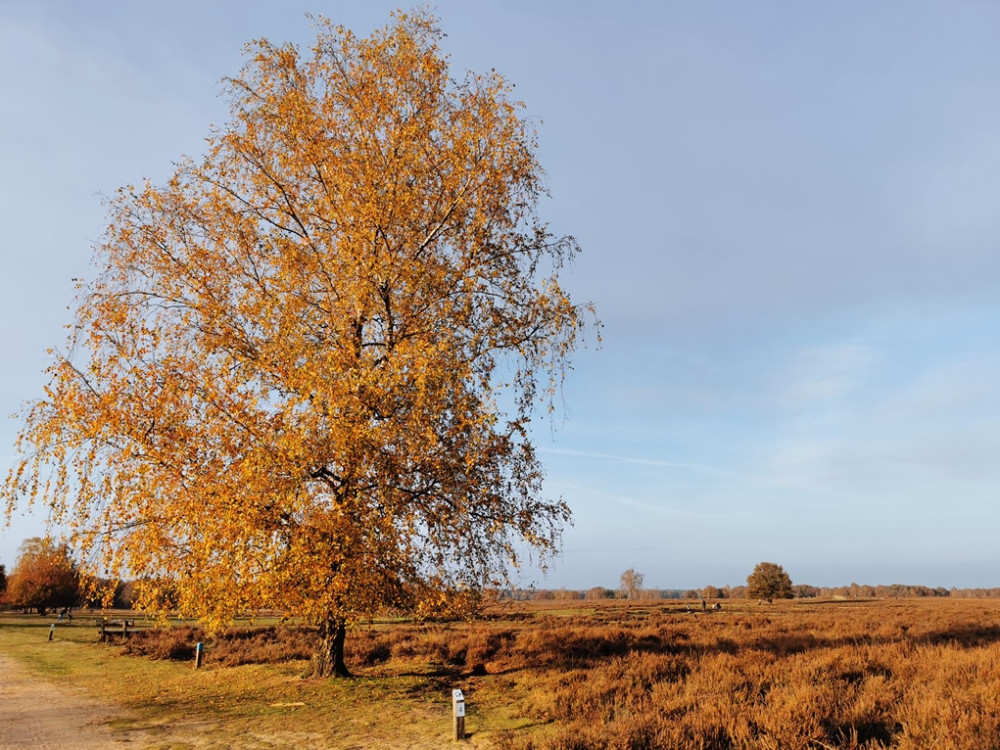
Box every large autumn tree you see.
[2,11,590,676]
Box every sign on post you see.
[452,688,466,740]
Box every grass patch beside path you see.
[0,612,503,749]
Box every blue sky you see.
[3,2,1000,590]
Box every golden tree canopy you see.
[4,11,589,642]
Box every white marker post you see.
[452,688,466,740]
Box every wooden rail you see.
[96,618,135,641]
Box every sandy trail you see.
[0,653,136,749]
[0,651,456,749]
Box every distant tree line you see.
[499,583,1000,602]
[6,543,1000,612]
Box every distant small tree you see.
[746,561,793,602]
[792,583,819,599]
[619,568,644,600]
[7,538,81,615]
[585,586,615,600]
[700,585,722,600]
[554,588,581,601]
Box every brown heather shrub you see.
[110,598,1000,748]
[350,628,393,666]
[120,624,315,666]
[119,624,202,661]
[211,626,317,666]
[490,599,1000,750]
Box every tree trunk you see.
[308,618,352,678]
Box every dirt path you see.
[0,652,452,749]
[0,653,138,749]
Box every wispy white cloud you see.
[779,340,877,407]
[539,446,738,475]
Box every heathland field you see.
[2,597,1000,749]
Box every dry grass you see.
[121,624,317,666]
[4,598,1000,748]
[477,598,1000,750]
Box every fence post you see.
[100,618,106,642]
[195,642,204,669]
[48,623,55,641]
[452,688,465,740]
